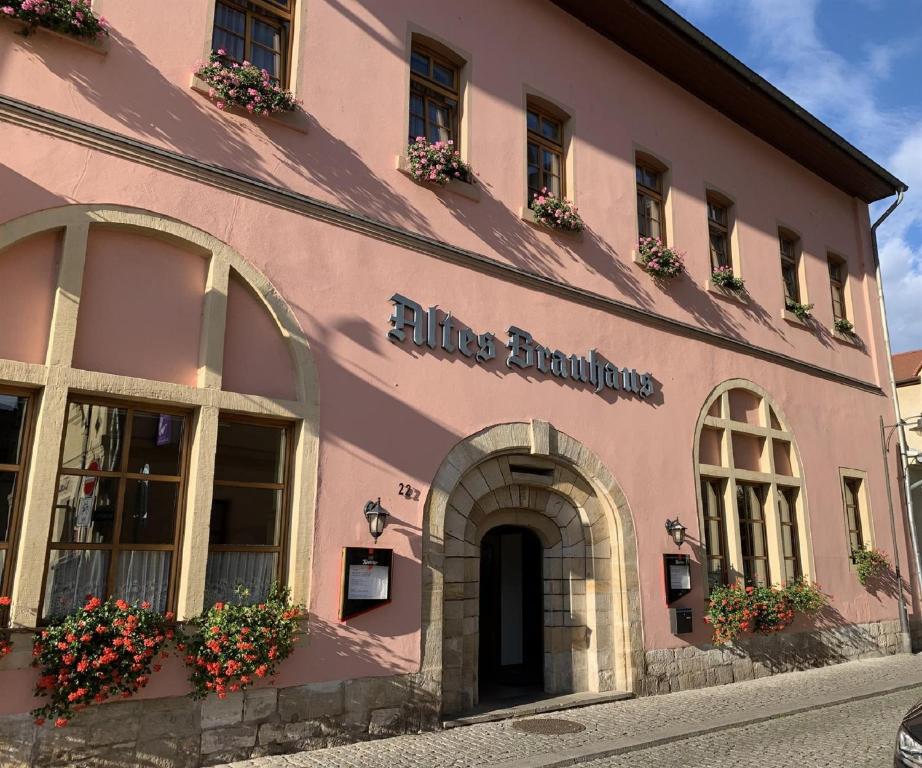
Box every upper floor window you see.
[212,0,293,85]
[828,255,848,322]
[527,101,565,199]
[0,390,32,608]
[843,476,865,553]
[707,193,732,270]
[42,400,189,620]
[409,43,461,146]
[779,228,802,304]
[636,155,666,242]
[205,417,292,606]
[701,477,729,592]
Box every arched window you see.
[695,381,811,592]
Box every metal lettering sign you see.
[387,293,656,400]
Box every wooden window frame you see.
[701,477,729,592]
[779,228,802,304]
[212,0,294,87]
[409,42,462,148]
[828,254,848,322]
[778,485,802,581]
[737,482,771,587]
[38,397,192,622]
[527,100,566,200]
[707,192,732,271]
[636,154,667,244]
[207,413,294,598]
[843,476,865,555]
[0,387,36,618]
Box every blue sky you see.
[664,0,922,353]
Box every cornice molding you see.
[0,94,882,395]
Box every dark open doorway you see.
[478,525,544,705]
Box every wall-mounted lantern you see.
[364,498,390,542]
[664,518,687,547]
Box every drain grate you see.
[512,718,586,735]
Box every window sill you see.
[2,15,109,54]
[396,156,480,201]
[832,328,862,347]
[781,309,811,327]
[706,278,748,305]
[520,207,583,238]
[190,75,309,134]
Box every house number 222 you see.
[398,483,420,500]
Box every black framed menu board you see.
[339,547,393,620]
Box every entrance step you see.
[442,690,634,728]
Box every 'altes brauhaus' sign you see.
[387,294,656,399]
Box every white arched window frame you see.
[693,379,814,591]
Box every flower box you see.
[1,0,108,40]
[527,188,583,233]
[636,237,685,280]
[1,2,108,53]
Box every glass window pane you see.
[706,517,722,556]
[115,550,170,612]
[542,148,560,177]
[428,102,448,128]
[251,45,279,77]
[541,117,561,142]
[215,421,286,484]
[251,18,280,49]
[52,475,118,544]
[781,527,794,558]
[120,480,179,545]
[0,395,27,465]
[432,62,454,88]
[128,412,184,477]
[205,551,278,606]
[43,549,109,620]
[62,403,127,472]
[213,28,245,61]
[210,486,282,546]
[707,202,727,226]
[526,110,539,132]
[411,50,429,76]
[0,472,14,542]
[751,559,768,587]
[215,2,245,34]
[710,232,728,268]
[409,93,425,117]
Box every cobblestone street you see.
[223,654,922,768]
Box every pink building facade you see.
[0,1,913,765]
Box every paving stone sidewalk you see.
[222,654,922,768]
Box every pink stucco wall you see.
[0,0,910,715]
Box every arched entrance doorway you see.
[479,525,544,702]
[421,420,643,716]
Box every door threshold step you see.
[442,690,634,728]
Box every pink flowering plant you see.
[711,265,746,292]
[638,236,685,279]
[31,596,172,727]
[529,188,583,232]
[179,584,302,700]
[0,596,11,660]
[852,546,889,586]
[195,50,297,115]
[1,0,108,39]
[406,137,472,185]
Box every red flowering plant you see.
[179,584,302,699]
[529,188,583,232]
[406,137,473,186]
[704,581,825,646]
[31,597,172,727]
[1,0,109,40]
[0,596,12,659]
[194,50,298,115]
[638,236,685,279]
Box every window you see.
[701,478,729,592]
[0,390,33,606]
[779,229,801,304]
[212,0,293,85]
[737,483,770,587]
[527,102,564,199]
[828,255,848,322]
[707,193,732,270]
[409,44,460,146]
[636,157,666,242]
[41,400,189,620]
[843,477,864,554]
[778,486,801,581]
[204,417,291,606]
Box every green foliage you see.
[834,317,855,335]
[31,597,171,727]
[179,584,302,700]
[2,0,109,40]
[785,298,814,321]
[711,266,745,292]
[638,237,685,279]
[407,137,473,185]
[704,581,826,646]
[852,547,889,586]
[530,188,584,232]
[195,51,298,115]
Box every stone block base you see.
[640,619,905,696]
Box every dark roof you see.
[551,0,907,203]
[894,350,922,385]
